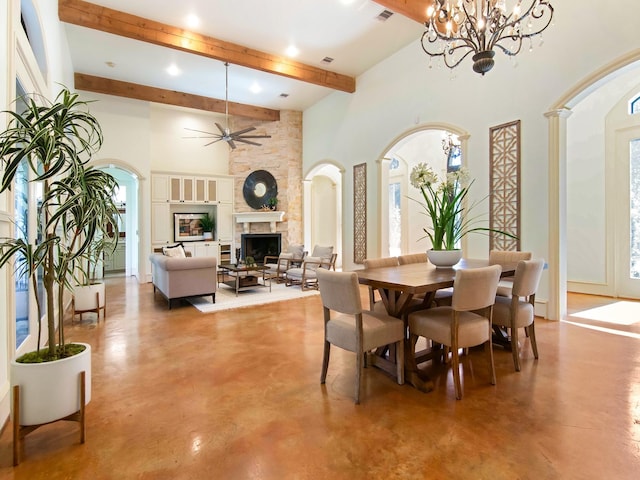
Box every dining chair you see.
[398,252,452,306]
[316,268,405,404]
[491,258,545,371]
[263,244,305,283]
[363,257,399,311]
[407,264,502,400]
[286,246,336,290]
[489,250,532,297]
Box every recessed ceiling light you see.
[285,45,299,57]
[186,14,200,29]
[249,82,262,94]
[166,64,181,76]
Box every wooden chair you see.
[317,269,405,404]
[397,253,428,265]
[263,244,305,283]
[492,258,545,371]
[363,257,399,311]
[286,246,335,290]
[407,265,502,400]
[399,252,451,306]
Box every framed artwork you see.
[353,163,367,264]
[489,120,521,251]
[174,213,206,242]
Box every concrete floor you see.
[0,277,639,479]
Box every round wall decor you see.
[242,170,278,210]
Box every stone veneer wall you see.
[229,110,303,251]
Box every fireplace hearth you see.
[241,233,281,265]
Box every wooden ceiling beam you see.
[74,73,280,122]
[59,0,355,93]
[372,0,430,24]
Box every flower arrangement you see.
[410,162,512,250]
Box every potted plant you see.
[409,162,514,267]
[0,88,118,462]
[200,211,215,240]
[267,196,278,211]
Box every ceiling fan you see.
[185,62,271,150]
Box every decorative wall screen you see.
[489,120,521,251]
[353,163,367,264]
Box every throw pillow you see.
[163,243,186,258]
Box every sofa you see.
[149,253,217,308]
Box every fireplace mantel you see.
[234,211,285,233]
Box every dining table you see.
[355,258,518,392]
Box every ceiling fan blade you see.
[227,139,237,150]
[230,126,256,136]
[233,138,263,146]
[184,127,218,136]
[204,138,224,146]
[215,123,227,135]
[236,134,272,139]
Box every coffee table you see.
[217,264,272,296]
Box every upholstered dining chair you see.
[492,258,545,372]
[489,250,532,297]
[398,252,451,307]
[286,245,335,290]
[407,265,502,400]
[363,257,399,311]
[263,243,305,283]
[316,268,405,404]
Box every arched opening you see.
[377,124,469,259]
[303,162,343,268]
[93,160,144,282]
[547,50,640,320]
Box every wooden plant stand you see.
[13,371,86,466]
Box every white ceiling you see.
[63,0,425,111]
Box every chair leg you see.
[511,325,521,372]
[395,339,405,385]
[486,338,496,385]
[320,342,330,384]
[355,347,363,405]
[451,345,462,400]
[528,322,539,359]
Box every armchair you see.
[286,245,336,290]
[263,244,306,283]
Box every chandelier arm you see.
[486,1,554,51]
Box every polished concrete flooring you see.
[0,278,639,479]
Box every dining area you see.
[316,250,544,404]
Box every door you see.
[615,127,640,298]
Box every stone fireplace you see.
[241,233,281,265]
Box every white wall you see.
[303,1,640,307]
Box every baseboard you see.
[535,300,548,320]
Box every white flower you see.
[410,162,438,189]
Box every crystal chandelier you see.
[421,0,554,75]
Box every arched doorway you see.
[377,124,469,259]
[93,160,144,281]
[547,51,640,320]
[303,162,343,268]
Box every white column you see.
[545,108,572,321]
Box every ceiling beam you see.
[74,73,281,122]
[59,0,356,93]
[372,0,429,24]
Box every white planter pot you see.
[203,232,213,240]
[427,249,462,268]
[73,282,106,320]
[11,343,92,426]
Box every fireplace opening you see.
[241,233,281,265]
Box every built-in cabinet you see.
[151,173,234,263]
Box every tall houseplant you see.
[0,88,118,360]
[409,162,513,264]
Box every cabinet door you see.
[194,241,218,258]
[206,179,217,202]
[151,203,172,244]
[152,174,170,202]
[217,178,233,203]
[182,177,194,202]
[169,177,182,202]
[194,178,206,203]
[217,203,233,241]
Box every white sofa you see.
[149,254,217,308]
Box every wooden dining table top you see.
[355,258,517,295]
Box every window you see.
[630,95,640,115]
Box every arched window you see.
[630,95,640,115]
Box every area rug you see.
[187,282,319,313]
